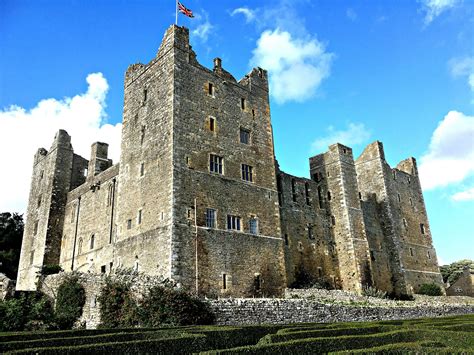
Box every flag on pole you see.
[178,1,194,18]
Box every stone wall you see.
[209,298,474,326]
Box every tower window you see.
[138,209,142,225]
[140,163,145,177]
[241,164,253,182]
[427,250,431,259]
[305,182,311,205]
[140,125,146,145]
[208,82,214,96]
[227,215,241,231]
[240,128,250,144]
[206,208,216,228]
[90,234,95,250]
[30,251,34,265]
[101,265,106,274]
[409,247,414,257]
[410,198,413,206]
[143,89,148,103]
[420,223,425,234]
[33,220,39,235]
[291,179,297,202]
[359,192,362,200]
[209,116,216,132]
[37,195,42,208]
[252,109,255,118]
[222,273,227,290]
[397,193,401,202]
[127,219,132,230]
[331,215,336,226]
[209,154,223,174]
[284,234,289,246]
[39,170,44,180]
[370,250,375,261]
[254,274,261,291]
[308,225,314,239]
[241,98,246,110]
[249,217,258,235]
[327,191,332,201]
[318,186,323,208]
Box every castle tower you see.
[309,144,373,293]
[355,141,443,295]
[17,130,75,290]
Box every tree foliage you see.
[439,259,474,285]
[55,275,86,329]
[97,279,139,328]
[0,212,24,279]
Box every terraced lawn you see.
[0,314,472,354]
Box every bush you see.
[417,283,443,296]
[55,276,86,329]
[139,282,215,327]
[97,279,139,328]
[0,292,54,331]
[362,285,387,299]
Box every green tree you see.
[440,259,474,284]
[0,212,24,279]
[55,276,86,329]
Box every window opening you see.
[222,274,227,290]
[241,164,253,182]
[240,128,250,144]
[241,98,246,110]
[209,116,215,132]
[208,83,214,96]
[209,154,223,174]
[227,215,241,231]
[127,219,132,230]
[249,217,258,235]
[206,208,216,228]
[140,163,145,177]
[420,223,425,234]
[305,182,311,205]
[291,179,297,202]
[90,234,95,249]
[138,209,142,225]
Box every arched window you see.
[78,238,83,254]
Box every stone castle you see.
[17,25,444,297]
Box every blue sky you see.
[0,0,472,264]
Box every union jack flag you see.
[178,1,194,18]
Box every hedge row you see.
[0,330,184,352]
[258,325,395,345]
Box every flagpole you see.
[175,0,178,25]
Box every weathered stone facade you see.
[446,267,474,297]
[17,24,443,297]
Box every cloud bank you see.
[449,56,474,94]
[311,123,371,153]
[420,0,460,25]
[418,111,474,192]
[251,29,334,104]
[0,73,122,213]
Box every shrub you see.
[0,291,54,331]
[97,279,139,328]
[362,285,387,299]
[417,283,443,296]
[55,276,86,329]
[139,282,215,327]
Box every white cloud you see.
[0,73,122,213]
[449,56,474,93]
[420,0,460,25]
[346,8,357,21]
[250,29,334,104]
[231,7,255,23]
[418,111,474,191]
[191,12,213,42]
[452,187,474,201]
[311,123,371,153]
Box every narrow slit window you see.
[37,195,42,208]
[140,163,145,177]
[359,192,362,200]
[222,274,227,290]
[291,179,297,202]
[209,117,216,132]
[327,191,332,201]
[127,219,132,230]
[284,234,289,246]
[241,98,246,110]
[305,182,311,205]
[409,247,414,257]
[138,209,142,225]
[140,125,146,145]
[397,193,401,202]
[33,220,39,235]
[420,223,425,234]
[252,109,255,118]
[101,265,106,274]
[254,274,261,291]
[143,89,148,103]
[427,251,431,259]
[208,83,214,96]
[90,234,95,250]
[331,215,336,226]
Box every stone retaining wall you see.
[209,298,474,326]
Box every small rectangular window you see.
[143,89,148,102]
[40,170,44,180]
[101,265,106,274]
[254,274,261,291]
[209,116,216,132]
[222,273,227,290]
[240,128,250,144]
[127,219,132,230]
[249,218,258,235]
[420,223,425,234]
[37,196,42,208]
[331,215,336,226]
[284,234,289,246]
[327,191,332,201]
[397,193,401,202]
[427,251,431,259]
[208,83,214,96]
[241,164,253,182]
[140,125,146,145]
[140,163,145,177]
[33,220,39,235]
[206,208,216,228]
[209,154,224,174]
[252,109,255,118]
[90,234,95,249]
[138,209,142,225]
[241,98,246,110]
[83,168,88,177]
[409,247,414,257]
[227,215,241,231]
